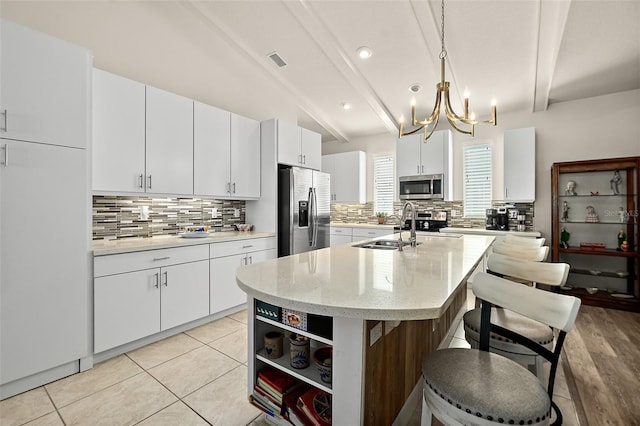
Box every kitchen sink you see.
[352,239,422,250]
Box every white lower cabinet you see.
[329,227,353,247]
[210,237,277,314]
[93,245,209,353]
[330,226,394,246]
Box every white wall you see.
[321,89,640,240]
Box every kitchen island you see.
[236,232,494,425]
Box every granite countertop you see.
[93,231,277,256]
[236,232,494,321]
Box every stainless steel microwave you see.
[399,174,444,200]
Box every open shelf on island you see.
[256,347,333,394]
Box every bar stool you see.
[422,272,580,426]
[492,241,549,262]
[463,253,570,379]
[504,234,546,247]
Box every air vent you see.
[267,51,287,68]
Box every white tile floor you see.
[1,290,579,425]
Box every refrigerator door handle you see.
[312,188,318,248]
[307,187,314,246]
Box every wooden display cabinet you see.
[551,157,639,311]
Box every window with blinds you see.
[463,144,492,217]
[373,155,394,215]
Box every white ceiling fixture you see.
[356,46,372,59]
[341,102,352,110]
[398,0,496,141]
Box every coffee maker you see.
[496,207,509,230]
[485,209,498,230]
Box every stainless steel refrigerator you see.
[278,165,330,256]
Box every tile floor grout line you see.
[41,385,68,426]
[125,336,206,371]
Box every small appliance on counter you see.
[496,207,509,231]
[396,211,448,233]
[485,209,498,230]
[516,210,527,232]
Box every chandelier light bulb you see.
[491,98,497,106]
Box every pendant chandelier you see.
[398,0,497,141]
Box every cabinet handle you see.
[147,174,152,189]
[298,154,302,164]
[1,109,7,132]
[1,144,7,166]
[421,165,424,173]
[138,174,144,189]
[226,182,231,193]
[153,256,171,261]
[233,182,236,193]
[248,255,253,264]
[242,245,254,249]
[417,165,420,174]
[302,155,306,164]
[162,271,168,287]
[505,187,508,198]
[154,272,160,288]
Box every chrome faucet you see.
[398,201,417,251]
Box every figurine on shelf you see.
[585,205,599,223]
[610,170,622,194]
[560,227,571,249]
[561,201,570,222]
[621,240,630,252]
[565,180,577,196]
[617,229,627,251]
[618,206,630,224]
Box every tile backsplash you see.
[330,200,535,231]
[93,196,246,240]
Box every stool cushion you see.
[423,348,551,424]
[464,307,554,346]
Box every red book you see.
[258,367,298,394]
[296,388,331,426]
[283,384,313,426]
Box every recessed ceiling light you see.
[408,84,422,93]
[356,46,372,59]
[341,102,352,111]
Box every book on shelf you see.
[255,385,283,411]
[253,388,282,415]
[296,388,332,426]
[258,366,299,394]
[282,383,314,426]
[251,395,291,426]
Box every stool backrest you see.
[492,242,549,262]
[504,235,546,247]
[487,253,569,286]
[474,272,580,334]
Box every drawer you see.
[209,237,276,258]
[330,227,353,236]
[352,228,392,239]
[94,244,209,277]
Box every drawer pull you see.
[153,256,170,261]
[242,245,254,249]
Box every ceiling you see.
[2,1,639,143]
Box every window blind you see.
[373,155,394,215]
[463,144,492,217]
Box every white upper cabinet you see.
[504,127,535,202]
[277,119,321,170]
[230,114,261,198]
[194,101,231,197]
[93,69,146,193]
[396,130,452,200]
[322,151,366,203]
[145,86,194,195]
[300,127,322,170]
[0,19,90,149]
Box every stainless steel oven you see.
[399,174,444,200]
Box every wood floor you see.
[562,305,640,425]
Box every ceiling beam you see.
[533,0,572,112]
[180,0,350,143]
[284,0,400,139]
